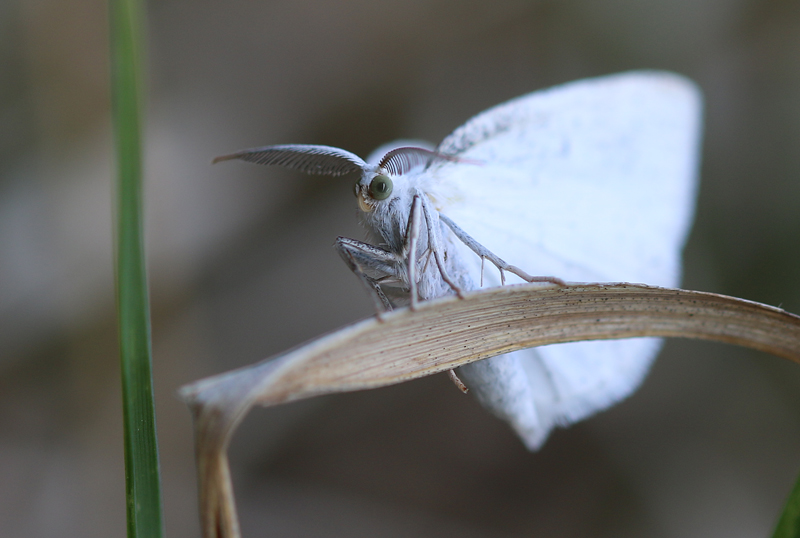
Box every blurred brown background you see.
[3,0,800,536]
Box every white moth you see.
[215,71,703,450]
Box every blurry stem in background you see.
[109,0,164,536]
[773,470,800,538]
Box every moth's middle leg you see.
[414,193,465,299]
[439,213,566,287]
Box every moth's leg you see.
[335,237,400,315]
[404,195,422,309]
[336,195,434,315]
[447,369,469,394]
[419,195,465,298]
[439,214,566,287]
[419,249,434,277]
[409,195,470,392]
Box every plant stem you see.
[773,470,800,538]
[110,0,163,535]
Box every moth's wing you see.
[434,71,701,286]
[431,71,703,448]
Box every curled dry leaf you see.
[179,283,800,538]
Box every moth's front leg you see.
[335,237,403,314]
[409,194,469,394]
[402,195,423,309]
[335,196,429,314]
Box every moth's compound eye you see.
[368,174,393,200]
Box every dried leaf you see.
[180,283,800,538]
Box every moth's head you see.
[354,143,458,214]
[353,169,397,213]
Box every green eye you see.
[368,174,393,200]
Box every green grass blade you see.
[109,0,164,536]
[773,470,800,538]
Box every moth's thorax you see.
[355,171,475,301]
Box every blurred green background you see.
[3,0,800,536]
